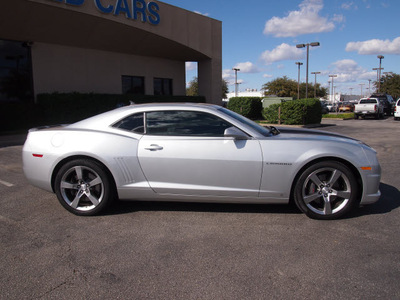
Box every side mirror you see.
[224,127,249,140]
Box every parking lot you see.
[1,117,400,299]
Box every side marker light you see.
[32,154,43,158]
[361,167,372,171]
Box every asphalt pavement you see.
[1,117,400,299]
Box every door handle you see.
[145,144,164,151]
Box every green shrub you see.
[262,103,281,123]
[263,98,322,125]
[227,97,263,120]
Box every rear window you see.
[359,99,377,104]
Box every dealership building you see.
[0,0,222,104]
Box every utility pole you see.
[296,42,320,98]
[295,62,303,99]
[232,68,240,97]
[329,75,337,103]
[311,71,321,99]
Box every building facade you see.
[0,0,222,104]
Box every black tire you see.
[293,161,359,220]
[354,114,359,119]
[55,159,116,216]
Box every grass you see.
[322,112,354,119]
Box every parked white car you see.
[395,98,400,121]
[23,103,381,220]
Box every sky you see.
[164,0,400,96]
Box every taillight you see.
[374,104,377,111]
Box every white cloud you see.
[263,74,273,78]
[263,0,340,37]
[185,62,197,71]
[341,2,358,10]
[261,43,304,64]
[193,10,210,17]
[222,69,234,84]
[233,62,260,73]
[327,59,373,83]
[194,11,209,16]
[346,37,400,55]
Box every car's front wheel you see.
[294,161,359,220]
[55,159,116,216]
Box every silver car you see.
[22,103,381,220]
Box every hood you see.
[276,127,359,142]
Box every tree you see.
[221,78,229,99]
[186,77,229,99]
[262,76,327,99]
[186,77,199,96]
[377,73,400,99]
[262,76,297,98]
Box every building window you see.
[122,75,144,95]
[0,39,33,102]
[154,78,172,96]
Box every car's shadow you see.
[346,183,400,218]
[105,183,400,219]
[106,199,301,216]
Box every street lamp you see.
[329,74,337,103]
[359,83,365,97]
[232,68,240,97]
[377,55,384,92]
[295,62,303,99]
[368,79,371,96]
[296,42,320,98]
[311,71,321,99]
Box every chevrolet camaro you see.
[23,103,381,219]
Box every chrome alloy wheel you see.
[302,167,351,216]
[60,165,104,212]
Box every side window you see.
[146,111,232,136]
[112,113,144,134]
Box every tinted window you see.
[146,111,231,136]
[359,99,377,104]
[0,39,33,102]
[112,113,144,134]
[122,75,145,95]
[154,78,172,96]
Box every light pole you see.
[349,87,353,95]
[329,74,337,103]
[311,71,321,99]
[295,62,303,99]
[359,83,365,97]
[232,68,240,97]
[377,55,384,92]
[296,42,320,98]
[368,79,371,96]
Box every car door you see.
[137,110,263,197]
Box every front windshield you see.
[217,107,271,137]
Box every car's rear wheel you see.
[55,159,115,216]
[294,161,359,220]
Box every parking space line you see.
[0,179,14,187]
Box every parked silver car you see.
[23,103,381,219]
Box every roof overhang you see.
[0,0,221,61]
